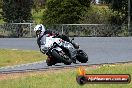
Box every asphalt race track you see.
[0,37,132,72]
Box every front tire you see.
[76,50,88,63]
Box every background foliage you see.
[100,0,132,25]
[2,0,33,23]
[42,0,90,24]
[0,0,131,25]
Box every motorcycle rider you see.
[34,24,79,54]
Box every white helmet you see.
[34,24,46,34]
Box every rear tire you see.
[63,55,72,65]
[52,50,72,65]
[46,59,52,66]
[76,50,88,63]
[46,57,56,66]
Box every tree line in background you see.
[0,0,132,37]
[0,0,131,25]
[43,0,90,24]
[1,0,33,23]
[100,0,132,25]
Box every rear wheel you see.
[63,55,72,65]
[46,59,52,66]
[52,50,72,65]
[46,57,56,66]
[76,50,88,63]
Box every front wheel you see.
[76,50,88,63]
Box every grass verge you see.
[0,49,46,67]
[0,63,131,88]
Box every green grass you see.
[0,49,46,67]
[0,63,131,88]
